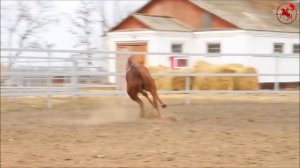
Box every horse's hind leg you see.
[142,91,165,118]
[141,91,154,106]
[128,93,145,118]
[154,99,162,119]
[148,90,162,118]
[157,97,167,108]
[149,89,167,109]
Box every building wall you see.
[193,31,300,82]
[242,32,300,82]
[107,30,299,83]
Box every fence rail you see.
[2,48,299,58]
[2,71,299,77]
[1,48,299,107]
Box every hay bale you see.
[155,76,173,90]
[224,63,244,69]
[148,66,193,91]
[148,66,173,90]
[147,65,169,73]
[192,61,259,90]
[192,61,235,90]
[233,66,260,90]
[171,69,191,90]
[147,62,259,91]
[192,66,234,90]
[193,61,213,71]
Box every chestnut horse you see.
[126,56,167,118]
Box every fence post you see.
[47,49,53,108]
[274,54,279,91]
[272,54,280,102]
[71,59,78,99]
[185,75,190,105]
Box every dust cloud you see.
[55,96,175,125]
[84,102,140,125]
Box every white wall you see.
[107,30,299,83]
[191,30,249,66]
[243,31,299,82]
[148,31,193,67]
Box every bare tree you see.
[70,1,94,50]
[68,1,147,69]
[99,2,109,39]
[68,1,102,66]
[1,1,57,69]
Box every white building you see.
[106,0,300,84]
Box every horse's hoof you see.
[161,104,167,108]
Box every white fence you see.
[1,48,299,106]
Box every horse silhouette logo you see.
[276,2,298,24]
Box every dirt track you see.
[1,95,299,167]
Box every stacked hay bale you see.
[171,69,191,90]
[232,66,260,90]
[148,66,173,90]
[223,63,244,70]
[148,66,191,90]
[193,60,212,70]
[192,61,259,90]
[147,61,259,91]
[192,62,234,90]
[222,64,259,90]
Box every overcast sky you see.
[1,0,149,50]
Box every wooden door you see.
[116,42,147,89]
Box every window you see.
[273,43,284,53]
[207,43,221,53]
[176,58,188,67]
[293,44,300,54]
[170,43,187,68]
[170,56,188,68]
[171,43,183,53]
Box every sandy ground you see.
[1,94,299,168]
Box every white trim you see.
[1,48,298,57]
[108,30,192,38]
[115,41,148,45]
[108,30,299,39]
[193,30,299,38]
